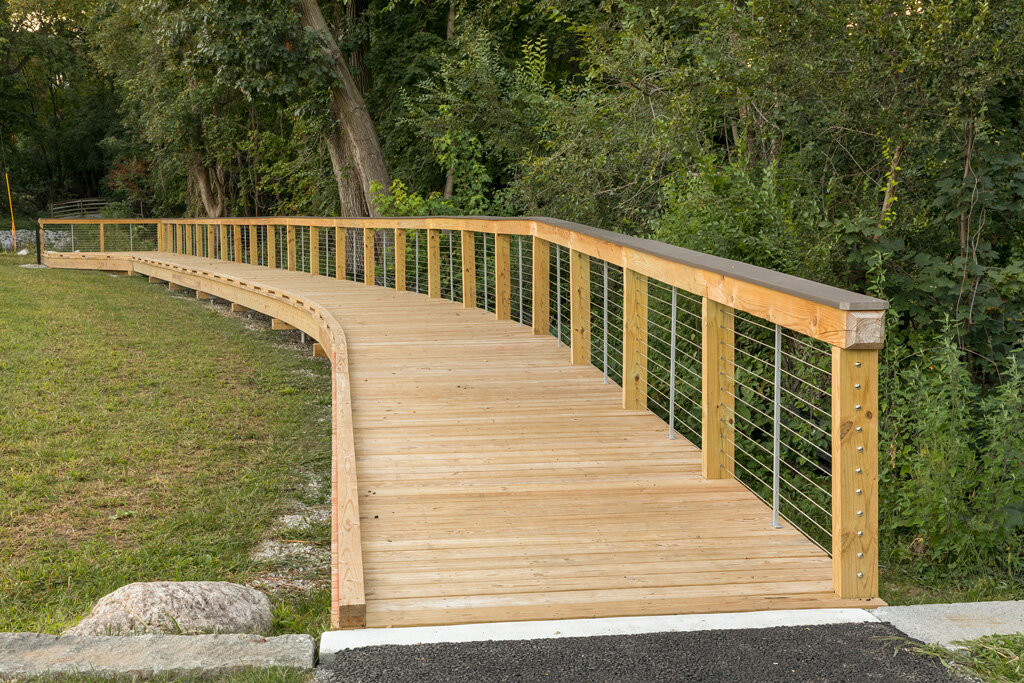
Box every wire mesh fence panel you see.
[721,310,834,553]
[549,243,571,346]
[344,227,364,283]
[588,259,625,387]
[642,278,703,446]
[475,232,495,312]
[405,229,428,294]
[509,235,533,326]
[440,230,463,301]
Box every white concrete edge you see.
[320,608,880,656]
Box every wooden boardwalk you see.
[45,250,884,628]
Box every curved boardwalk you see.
[45,250,883,628]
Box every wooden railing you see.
[40,215,887,604]
[47,198,111,218]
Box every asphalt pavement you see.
[315,622,960,682]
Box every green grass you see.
[913,634,1024,683]
[0,253,332,637]
[881,563,1024,606]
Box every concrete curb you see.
[874,600,1024,647]
[0,632,315,679]
[320,608,879,658]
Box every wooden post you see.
[622,269,648,410]
[286,225,297,270]
[185,222,192,255]
[494,234,511,319]
[310,226,320,275]
[219,224,228,260]
[394,228,406,291]
[570,250,591,365]
[99,223,106,253]
[207,225,215,259]
[363,228,375,286]
[267,226,277,268]
[701,298,735,479]
[832,347,879,598]
[249,224,258,265]
[461,231,476,307]
[532,236,550,335]
[233,224,242,263]
[194,224,202,257]
[427,228,440,297]
[335,226,345,279]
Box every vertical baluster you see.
[448,231,455,300]
[832,347,879,598]
[395,227,406,291]
[517,237,524,324]
[495,233,510,320]
[427,228,440,297]
[701,298,735,479]
[569,249,590,365]
[287,224,296,270]
[669,286,678,438]
[603,261,609,383]
[772,324,783,528]
[622,269,648,409]
[555,246,562,346]
[311,226,320,275]
[532,236,549,336]
[462,231,476,307]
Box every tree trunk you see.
[297,0,389,216]
[325,121,367,216]
[189,157,226,218]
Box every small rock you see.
[17,248,29,255]
[64,581,273,636]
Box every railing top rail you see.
[39,213,888,319]
[39,218,161,225]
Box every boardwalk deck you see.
[44,251,885,628]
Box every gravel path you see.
[315,622,959,682]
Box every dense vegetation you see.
[2,0,1023,597]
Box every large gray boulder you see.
[64,582,274,637]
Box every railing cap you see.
[442,216,888,312]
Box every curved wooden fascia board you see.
[41,251,366,629]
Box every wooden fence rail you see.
[39,215,887,623]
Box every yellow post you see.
[287,225,296,270]
[334,226,345,279]
[622,269,648,410]
[701,298,735,479]
[461,231,476,307]
[532,236,550,335]
[249,224,258,265]
[495,233,511,320]
[219,223,228,260]
[310,226,320,275]
[267,225,277,268]
[207,224,215,259]
[570,249,591,365]
[427,228,440,297]
[233,224,242,263]
[394,228,406,291]
[363,228,375,285]
[99,223,106,253]
[832,347,879,598]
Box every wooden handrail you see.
[41,215,885,605]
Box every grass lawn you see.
[913,634,1024,683]
[0,253,332,636]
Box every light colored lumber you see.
[271,318,296,331]
[335,226,346,280]
[701,298,735,479]
[314,342,328,358]
[195,291,211,300]
[219,224,228,260]
[249,224,258,265]
[427,228,440,298]
[461,231,475,307]
[207,225,215,259]
[310,226,320,275]
[231,303,250,313]
[363,228,375,286]
[267,226,277,269]
[570,249,591,365]
[831,347,878,598]
[532,236,549,335]
[287,226,296,270]
[167,282,186,291]
[394,228,406,291]
[622,268,647,409]
[495,233,510,320]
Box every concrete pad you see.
[0,632,315,679]
[875,600,1024,647]
[320,608,879,658]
